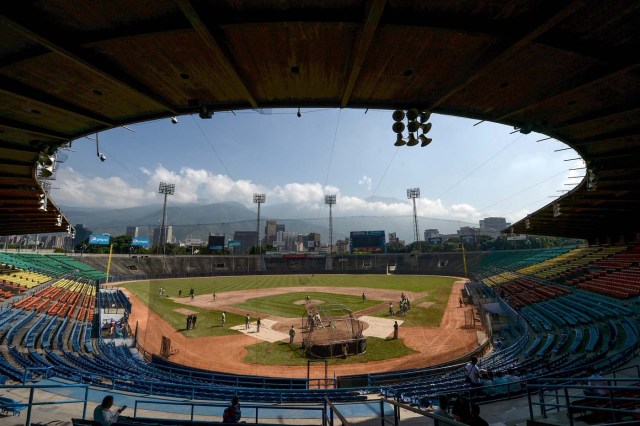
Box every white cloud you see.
[53,165,492,225]
[53,167,156,208]
[358,175,372,190]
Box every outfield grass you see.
[244,337,417,366]
[235,292,381,318]
[121,274,457,297]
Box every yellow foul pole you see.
[461,243,468,278]
[106,243,114,284]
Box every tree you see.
[249,245,266,254]
[386,240,408,253]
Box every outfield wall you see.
[76,248,575,283]
[76,252,492,282]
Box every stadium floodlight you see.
[37,193,47,212]
[158,182,176,254]
[253,193,266,257]
[407,188,420,251]
[199,104,212,119]
[39,164,54,178]
[95,132,108,162]
[587,168,598,191]
[39,153,54,166]
[325,195,336,255]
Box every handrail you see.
[1,382,90,426]
[131,399,326,426]
[380,396,470,426]
[325,396,350,426]
[527,376,640,425]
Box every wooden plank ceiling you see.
[0,1,639,243]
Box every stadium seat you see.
[0,396,27,416]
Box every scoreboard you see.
[208,235,225,250]
[350,230,386,253]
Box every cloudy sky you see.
[51,108,585,229]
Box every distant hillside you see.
[61,201,471,242]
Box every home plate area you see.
[359,316,404,339]
[230,319,288,343]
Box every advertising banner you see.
[132,237,150,246]
[88,234,110,245]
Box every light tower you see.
[324,195,336,254]
[407,188,420,251]
[253,193,266,253]
[158,182,175,254]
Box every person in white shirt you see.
[93,395,126,426]
[465,357,482,386]
[584,367,609,397]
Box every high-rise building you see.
[126,226,139,238]
[457,226,481,237]
[305,232,321,251]
[424,229,440,240]
[479,217,510,237]
[152,226,173,246]
[336,238,350,253]
[276,230,298,251]
[73,224,92,247]
[265,220,277,246]
[233,231,258,254]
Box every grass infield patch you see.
[371,280,453,327]
[244,337,417,366]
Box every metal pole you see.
[412,196,419,248]
[160,192,168,251]
[329,202,333,254]
[256,201,261,253]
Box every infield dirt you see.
[125,279,478,379]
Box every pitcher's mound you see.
[293,300,325,305]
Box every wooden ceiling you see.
[1,1,639,243]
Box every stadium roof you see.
[0,1,639,243]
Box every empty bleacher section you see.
[0,249,639,420]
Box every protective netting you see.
[302,304,366,358]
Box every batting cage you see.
[302,304,366,359]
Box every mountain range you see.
[60,200,471,243]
